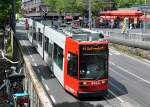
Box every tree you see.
[0,0,11,27]
[114,0,149,8]
[0,0,21,28]
[44,0,57,12]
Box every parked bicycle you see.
[0,51,29,107]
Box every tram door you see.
[48,42,54,72]
[64,52,79,95]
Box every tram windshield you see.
[79,45,108,80]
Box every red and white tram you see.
[27,19,109,97]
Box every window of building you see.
[44,36,49,53]
[67,53,78,79]
[54,43,63,70]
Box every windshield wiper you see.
[95,70,106,80]
[95,75,102,80]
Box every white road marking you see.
[32,58,35,62]
[111,47,150,67]
[109,53,112,56]
[109,81,126,95]
[110,67,129,80]
[110,49,150,84]
[41,76,44,81]
[44,84,50,91]
[23,40,31,55]
[111,61,150,85]
[108,89,124,103]
[123,54,150,67]
[37,69,40,72]
[50,95,56,104]
[109,61,116,66]
[143,59,150,64]
[110,49,121,55]
[34,63,37,66]
[116,65,150,85]
[30,55,33,58]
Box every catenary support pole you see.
[89,0,92,29]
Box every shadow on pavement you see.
[20,45,37,55]
[16,32,28,40]
[108,76,128,98]
[55,101,103,107]
[32,64,54,82]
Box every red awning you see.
[64,16,73,20]
[100,10,144,17]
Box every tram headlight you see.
[101,80,107,84]
[83,82,87,85]
[79,81,87,86]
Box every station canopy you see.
[100,10,144,17]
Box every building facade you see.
[22,0,47,17]
[22,0,115,18]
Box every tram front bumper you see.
[77,90,108,97]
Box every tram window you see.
[29,26,32,37]
[58,47,63,69]
[68,53,78,79]
[48,43,53,57]
[44,36,49,53]
[33,27,36,40]
[37,28,42,46]
[54,44,57,62]
[99,33,104,38]
[54,43,63,70]
[38,32,42,46]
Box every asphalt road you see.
[16,24,150,107]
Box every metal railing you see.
[15,30,53,107]
[108,32,150,42]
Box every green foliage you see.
[6,35,13,59]
[44,0,108,16]
[44,0,150,15]
[44,0,84,13]
[0,0,21,25]
[115,0,149,8]
[0,0,11,25]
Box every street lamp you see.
[145,0,147,4]
[12,0,16,34]
[89,0,92,29]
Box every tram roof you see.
[37,20,106,42]
[61,27,105,42]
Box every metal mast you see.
[89,0,92,29]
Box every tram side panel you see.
[27,19,66,86]
[35,22,45,58]
[44,26,66,86]
[64,37,79,96]
[27,19,33,42]
[43,26,54,71]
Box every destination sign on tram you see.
[80,44,108,54]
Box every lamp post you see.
[89,0,92,29]
[145,0,147,4]
[12,0,16,34]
